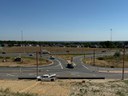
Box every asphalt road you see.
[0,52,128,79]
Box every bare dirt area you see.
[0,80,71,96]
[0,79,128,96]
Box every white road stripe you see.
[73,62,76,66]
[80,58,89,70]
[56,60,63,69]
[7,74,15,76]
[28,73,34,76]
[82,65,89,70]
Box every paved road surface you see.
[0,52,128,79]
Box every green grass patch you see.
[0,56,11,59]
[123,80,128,85]
[116,91,125,96]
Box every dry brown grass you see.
[0,57,51,67]
[83,58,128,68]
[0,79,128,96]
[2,46,106,53]
[56,54,80,60]
[0,80,71,96]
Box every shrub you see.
[114,52,121,58]
[97,57,104,60]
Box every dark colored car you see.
[66,63,74,68]
[14,57,22,62]
[29,54,33,56]
[2,52,6,54]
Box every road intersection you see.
[0,52,128,79]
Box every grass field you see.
[83,55,128,68]
[0,79,128,96]
[1,46,106,53]
[1,46,128,68]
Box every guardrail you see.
[18,76,105,80]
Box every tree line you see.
[0,40,127,48]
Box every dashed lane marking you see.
[82,65,89,70]
[6,74,15,76]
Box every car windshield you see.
[42,76,49,78]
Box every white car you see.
[42,50,50,54]
[37,74,56,81]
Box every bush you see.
[97,57,104,60]
[114,52,121,58]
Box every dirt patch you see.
[56,54,80,61]
[0,80,71,96]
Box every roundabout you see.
[0,51,128,80]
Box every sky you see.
[0,0,128,41]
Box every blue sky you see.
[0,0,128,41]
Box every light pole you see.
[21,30,25,53]
[110,29,112,42]
[36,52,39,76]
[21,30,23,43]
[122,46,125,80]
[93,49,95,66]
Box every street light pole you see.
[110,29,112,42]
[122,46,125,80]
[93,49,95,66]
[36,52,39,76]
[21,30,25,53]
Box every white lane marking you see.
[56,60,63,69]
[82,65,89,70]
[73,62,76,66]
[7,74,15,76]
[28,73,34,76]
[80,58,89,70]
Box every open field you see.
[1,46,106,53]
[1,46,128,68]
[0,79,128,96]
[83,55,128,68]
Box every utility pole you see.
[36,52,39,76]
[21,30,25,53]
[122,46,125,80]
[84,52,85,59]
[21,30,23,49]
[93,49,95,66]
[40,44,42,57]
[110,28,112,42]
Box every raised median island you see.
[0,56,51,67]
